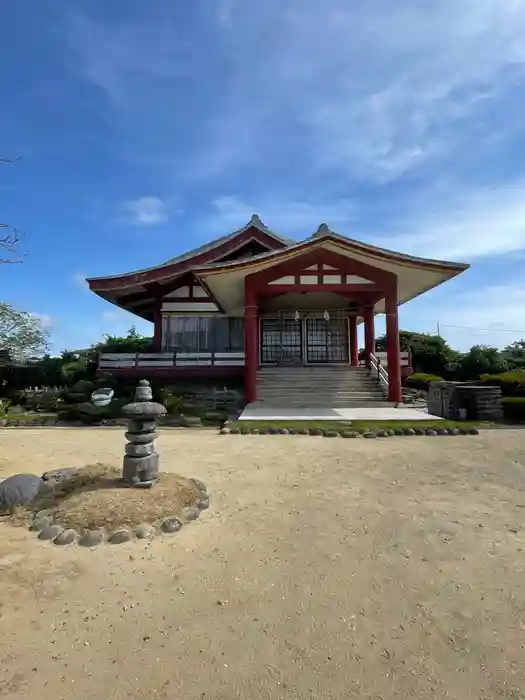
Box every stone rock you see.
[404,428,416,436]
[108,529,132,544]
[386,429,396,436]
[197,494,210,510]
[448,428,460,436]
[124,430,157,444]
[363,431,377,439]
[38,524,64,541]
[135,523,155,539]
[219,427,230,435]
[377,430,389,438]
[0,474,45,512]
[309,428,323,436]
[190,478,207,493]
[229,426,240,434]
[125,442,154,457]
[181,507,200,522]
[458,427,469,435]
[413,427,425,435]
[54,529,78,546]
[161,517,183,534]
[41,467,77,487]
[437,428,448,436]
[468,427,480,435]
[297,427,309,435]
[267,427,279,435]
[29,515,54,532]
[179,415,202,428]
[425,429,438,436]
[287,428,297,435]
[393,428,405,436]
[279,428,289,435]
[341,430,359,438]
[323,430,340,438]
[78,530,105,547]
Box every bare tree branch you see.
[1,157,24,263]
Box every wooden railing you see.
[98,351,246,370]
[368,352,389,396]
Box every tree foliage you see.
[375,331,459,377]
[0,302,50,361]
[91,325,154,354]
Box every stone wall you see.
[428,382,503,421]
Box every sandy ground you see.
[1,428,525,700]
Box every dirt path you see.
[1,428,525,699]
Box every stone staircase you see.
[254,365,392,408]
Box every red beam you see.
[258,283,383,296]
[248,248,397,291]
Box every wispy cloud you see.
[205,195,358,237]
[72,271,89,291]
[30,313,54,329]
[373,179,525,260]
[67,1,525,184]
[120,196,175,227]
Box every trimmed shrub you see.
[502,397,525,422]
[479,370,525,397]
[404,373,444,391]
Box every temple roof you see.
[86,217,469,320]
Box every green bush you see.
[479,370,525,397]
[502,397,525,422]
[0,398,10,416]
[163,393,185,415]
[58,398,126,424]
[404,373,444,391]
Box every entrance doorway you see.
[305,316,349,363]
[260,313,349,365]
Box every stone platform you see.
[239,405,442,421]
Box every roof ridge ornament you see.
[250,213,264,227]
[314,223,331,237]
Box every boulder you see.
[0,474,45,512]
[41,467,77,487]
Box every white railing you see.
[374,351,411,367]
[368,352,389,396]
[98,351,245,370]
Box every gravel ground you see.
[1,428,525,700]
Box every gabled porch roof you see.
[194,227,469,315]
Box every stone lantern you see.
[121,380,167,488]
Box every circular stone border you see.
[221,425,482,439]
[25,477,210,548]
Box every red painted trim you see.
[96,367,243,379]
[87,227,288,292]
[258,283,383,296]
[196,236,469,278]
[349,316,359,366]
[364,307,376,357]
[153,305,162,351]
[248,248,397,291]
[244,281,258,403]
[385,290,402,403]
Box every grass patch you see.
[233,419,492,433]
[3,412,57,421]
[8,463,200,532]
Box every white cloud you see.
[372,179,525,261]
[208,195,358,237]
[121,196,171,227]
[30,313,54,329]
[72,271,88,291]
[67,1,525,183]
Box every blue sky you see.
[2,0,525,354]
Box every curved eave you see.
[86,218,290,293]
[194,237,469,314]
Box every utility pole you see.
[437,322,441,337]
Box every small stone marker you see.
[121,380,167,489]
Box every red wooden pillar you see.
[385,288,402,403]
[349,315,359,366]
[363,306,376,359]
[244,282,258,403]
[153,304,162,351]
